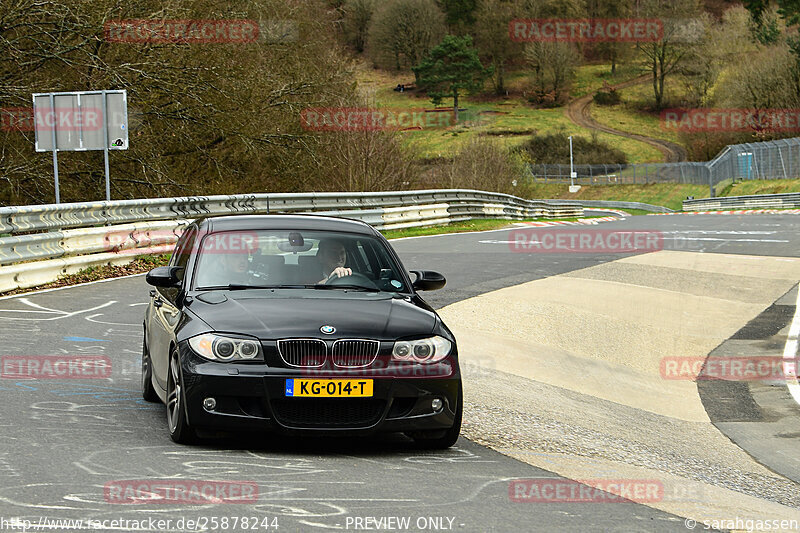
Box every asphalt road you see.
[1,214,798,532]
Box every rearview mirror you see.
[410,270,446,292]
[146,266,184,288]
[278,233,313,253]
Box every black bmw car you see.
[142,214,462,448]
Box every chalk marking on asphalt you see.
[0,299,116,321]
[84,313,139,326]
[783,285,800,407]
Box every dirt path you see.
[565,74,688,163]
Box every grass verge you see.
[381,217,606,239]
[356,64,664,163]
[721,179,800,197]
[523,182,708,210]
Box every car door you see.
[148,226,197,390]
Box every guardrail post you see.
[708,165,714,198]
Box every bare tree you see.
[367,0,446,76]
[342,0,375,53]
[681,6,756,106]
[635,0,702,109]
[0,0,378,204]
[524,42,581,104]
[473,0,523,95]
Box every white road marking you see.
[661,230,778,235]
[669,238,789,243]
[783,286,800,407]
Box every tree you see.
[342,0,375,53]
[367,0,446,76]
[586,0,633,75]
[524,42,581,104]
[635,0,702,109]
[473,0,523,95]
[413,35,492,121]
[718,44,800,111]
[778,0,800,24]
[681,7,757,106]
[744,0,769,24]
[0,0,379,204]
[437,0,478,33]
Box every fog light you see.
[203,397,217,411]
[431,398,443,412]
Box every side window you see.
[171,226,197,276]
[353,241,375,277]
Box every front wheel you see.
[166,350,196,444]
[411,384,462,449]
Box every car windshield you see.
[192,229,408,293]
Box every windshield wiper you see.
[196,284,274,291]
[310,284,380,292]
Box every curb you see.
[650,209,800,216]
[515,216,620,228]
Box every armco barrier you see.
[547,199,673,213]
[0,189,583,293]
[683,192,800,211]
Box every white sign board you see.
[33,90,128,152]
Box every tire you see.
[166,350,196,444]
[412,384,462,449]
[141,338,159,403]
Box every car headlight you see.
[392,336,452,364]
[188,334,262,362]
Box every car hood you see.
[187,291,437,339]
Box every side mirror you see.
[410,270,446,292]
[146,266,184,288]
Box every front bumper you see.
[177,343,461,436]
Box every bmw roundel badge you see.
[320,325,336,335]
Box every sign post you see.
[33,90,128,203]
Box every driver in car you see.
[317,239,352,284]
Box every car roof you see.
[196,214,377,236]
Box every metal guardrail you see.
[683,192,800,211]
[0,189,583,293]
[545,199,673,213]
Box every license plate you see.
[285,379,373,398]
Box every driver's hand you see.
[324,267,352,282]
